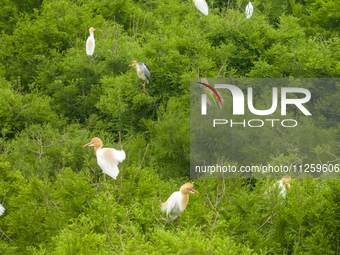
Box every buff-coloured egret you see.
[83,137,126,180]
[162,183,199,230]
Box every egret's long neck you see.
[181,193,189,211]
[94,146,101,156]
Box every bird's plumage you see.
[0,204,5,216]
[129,61,151,84]
[276,176,291,198]
[193,0,209,16]
[84,137,126,179]
[96,148,126,179]
[137,63,151,84]
[245,2,253,19]
[161,183,199,219]
[268,176,291,199]
[86,27,95,56]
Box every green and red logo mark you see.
[197,82,223,107]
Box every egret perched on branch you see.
[86,27,96,56]
[245,2,253,19]
[129,61,151,88]
[162,183,199,224]
[193,0,209,16]
[0,204,5,216]
[83,138,126,180]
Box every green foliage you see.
[301,0,340,38]
[0,79,60,138]
[0,0,340,253]
[147,97,190,177]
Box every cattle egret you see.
[276,176,291,198]
[86,27,96,56]
[129,61,151,88]
[0,204,5,216]
[245,2,253,19]
[83,137,126,180]
[162,183,199,221]
[193,0,209,16]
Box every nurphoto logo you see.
[190,78,338,179]
[198,82,311,128]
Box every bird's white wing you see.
[277,181,286,198]
[166,191,182,218]
[86,36,95,55]
[194,0,208,16]
[142,64,151,84]
[97,148,125,179]
[245,2,253,19]
[113,149,126,163]
[0,204,5,216]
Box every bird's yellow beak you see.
[190,189,199,194]
[83,142,94,147]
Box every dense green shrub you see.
[0,0,340,253]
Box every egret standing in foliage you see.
[245,2,253,19]
[276,176,291,198]
[162,183,199,228]
[129,61,151,88]
[83,138,126,180]
[267,176,291,200]
[0,204,5,216]
[86,27,96,56]
[193,0,209,15]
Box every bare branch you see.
[130,144,149,192]
[0,228,13,242]
[152,193,165,227]
[210,212,220,240]
[119,204,137,250]
[257,212,277,231]
[263,226,277,237]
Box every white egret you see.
[86,27,96,56]
[0,204,5,216]
[245,2,253,19]
[193,0,209,16]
